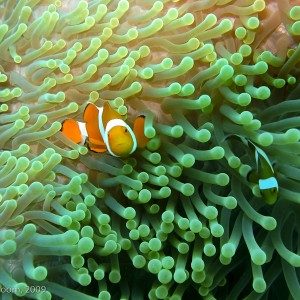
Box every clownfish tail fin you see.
[133,115,149,148]
[61,119,84,144]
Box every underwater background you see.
[0,0,300,299]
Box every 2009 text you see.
[0,285,47,294]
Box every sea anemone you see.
[0,0,300,299]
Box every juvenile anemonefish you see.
[61,102,149,157]
[246,140,278,205]
[225,134,278,205]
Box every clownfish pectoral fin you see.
[83,102,105,146]
[247,169,259,184]
[133,115,149,148]
[102,102,123,128]
[61,119,83,144]
[87,141,107,153]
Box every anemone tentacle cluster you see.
[0,0,300,299]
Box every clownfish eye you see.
[124,128,128,133]
[271,188,276,193]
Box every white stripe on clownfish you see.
[97,106,105,138]
[258,177,278,190]
[93,104,137,156]
[104,119,137,156]
[78,121,88,143]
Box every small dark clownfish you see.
[224,134,278,205]
[247,140,278,205]
[61,102,149,157]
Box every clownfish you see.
[247,140,278,205]
[61,102,149,157]
[224,134,278,205]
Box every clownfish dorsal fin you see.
[247,141,275,178]
[83,102,99,124]
[61,119,83,144]
[83,102,106,149]
[102,102,123,129]
[133,115,149,148]
[255,146,274,173]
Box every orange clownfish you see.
[61,102,149,157]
